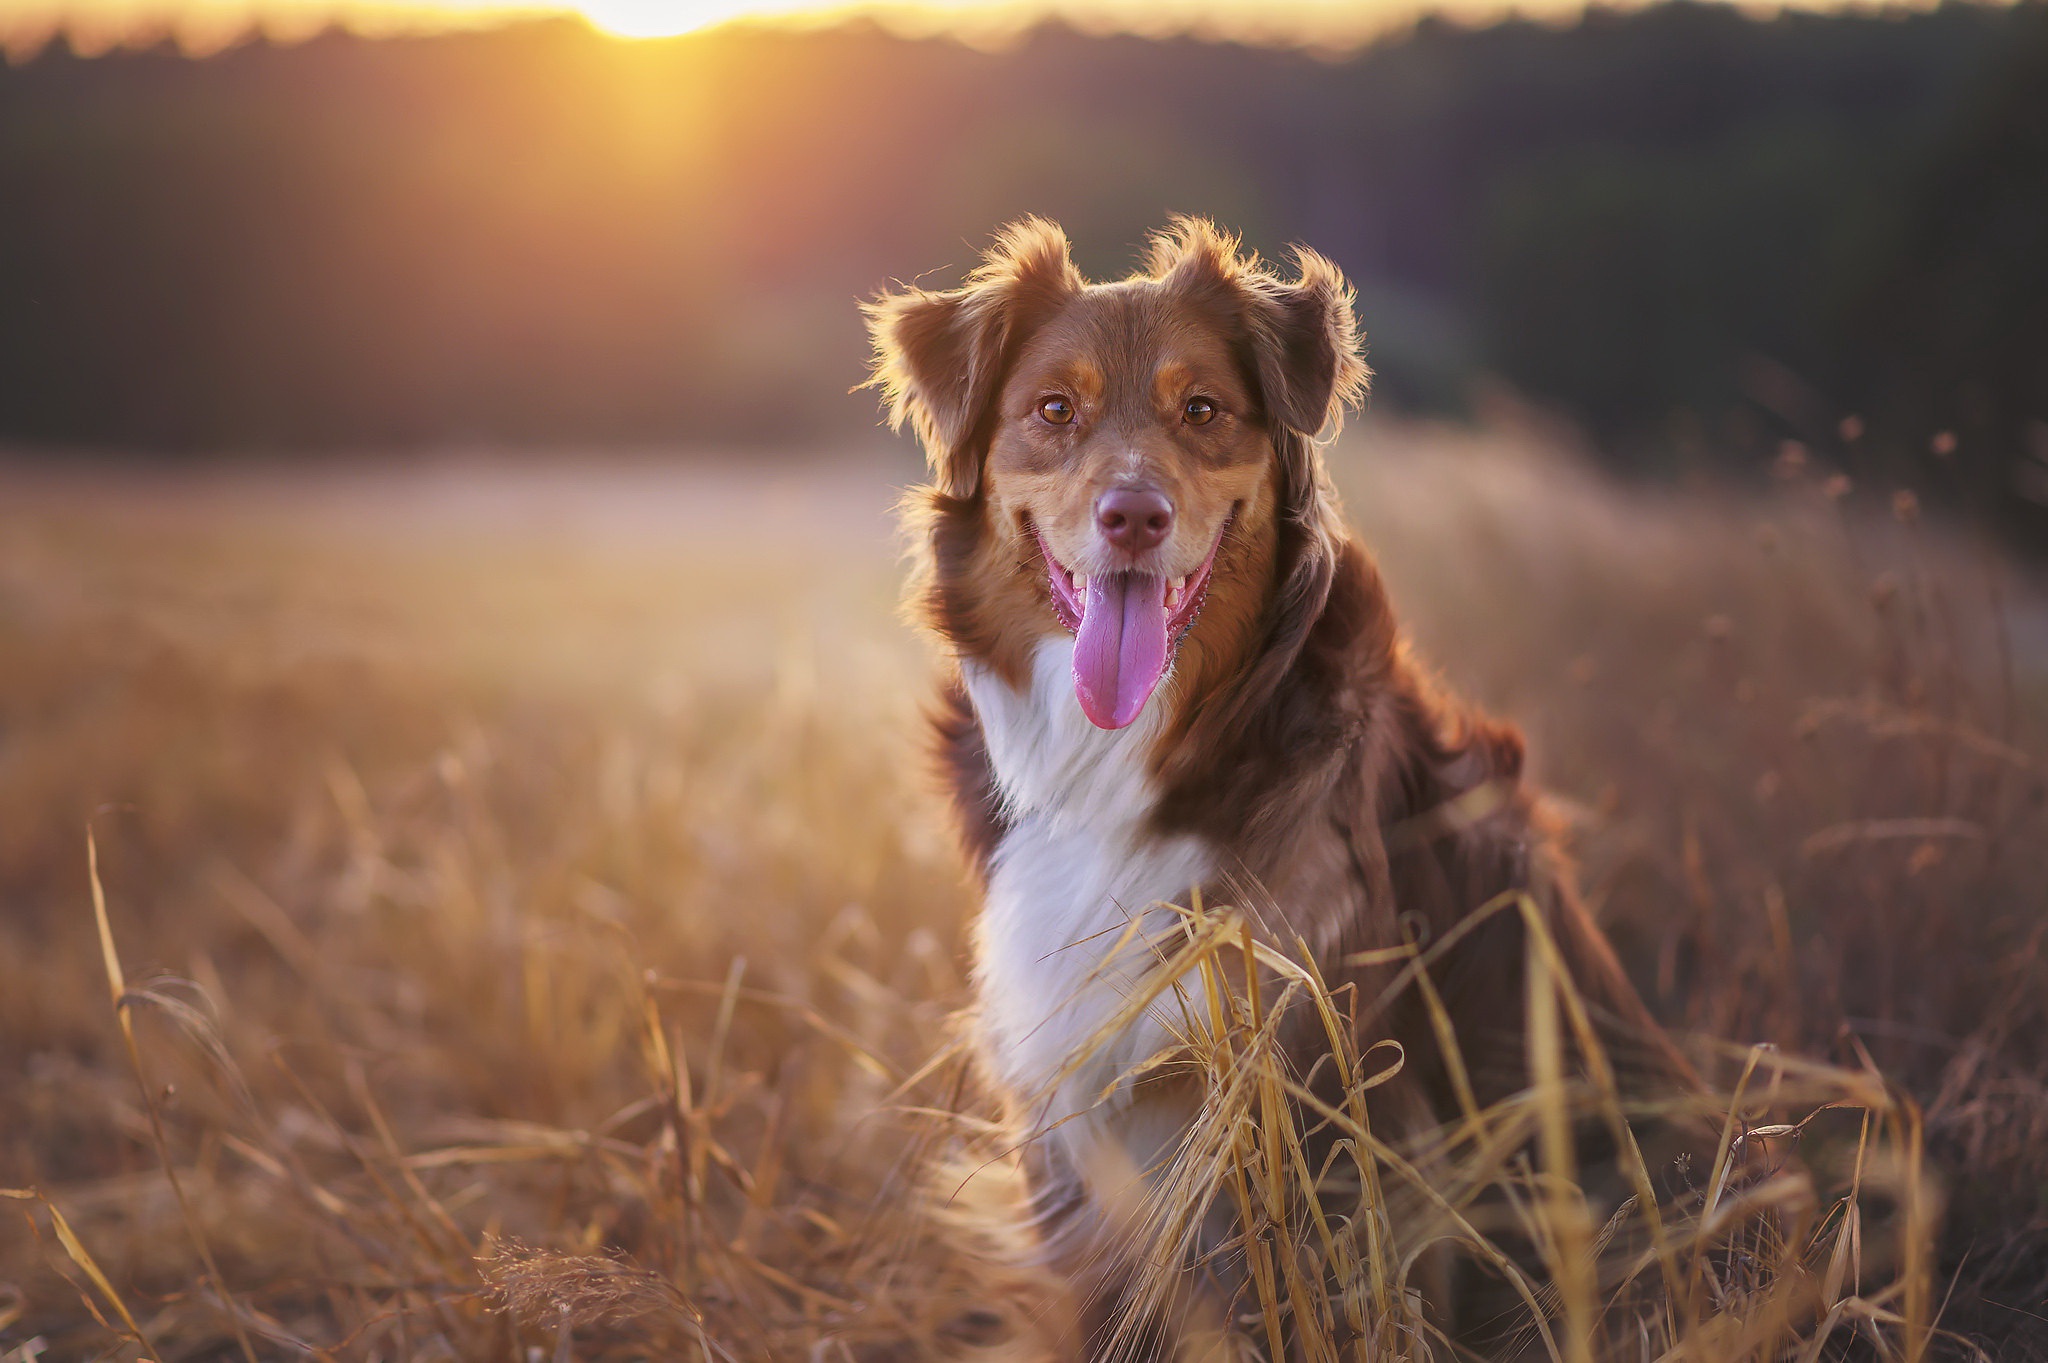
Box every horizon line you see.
[0,0,1958,63]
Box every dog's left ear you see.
[1148,218,1369,441]
[1242,246,1370,440]
[865,218,1082,499]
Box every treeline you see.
[1,2,2042,536]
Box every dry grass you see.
[0,424,2042,1361]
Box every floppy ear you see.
[1243,246,1370,440]
[864,218,1082,499]
[1147,219,1369,441]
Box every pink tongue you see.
[1072,572,1170,730]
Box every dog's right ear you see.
[864,218,1081,499]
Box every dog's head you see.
[868,218,1367,730]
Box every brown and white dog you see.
[867,218,1690,1356]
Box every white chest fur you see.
[961,638,1216,1139]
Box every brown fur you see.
[868,218,1695,1357]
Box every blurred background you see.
[1,0,2045,543]
[4,2,2047,1360]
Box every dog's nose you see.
[1096,486,1174,552]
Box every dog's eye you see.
[1038,396,1075,426]
[1184,398,1218,426]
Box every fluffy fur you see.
[868,217,1692,1358]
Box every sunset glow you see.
[571,0,725,36]
[0,0,1961,58]
[567,0,814,37]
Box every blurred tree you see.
[0,2,2039,542]
[1839,3,2048,542]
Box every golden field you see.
[2,423,2044,1361]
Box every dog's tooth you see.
[1075,574,1088,594]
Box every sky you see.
[0,0,1939,57]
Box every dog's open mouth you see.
[1035,514,1231,730]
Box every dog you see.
[866,218,1695,1357]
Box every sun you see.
[569,0,763,38]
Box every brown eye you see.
[1184,397,1217,425]
[1038,396,1075,426]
